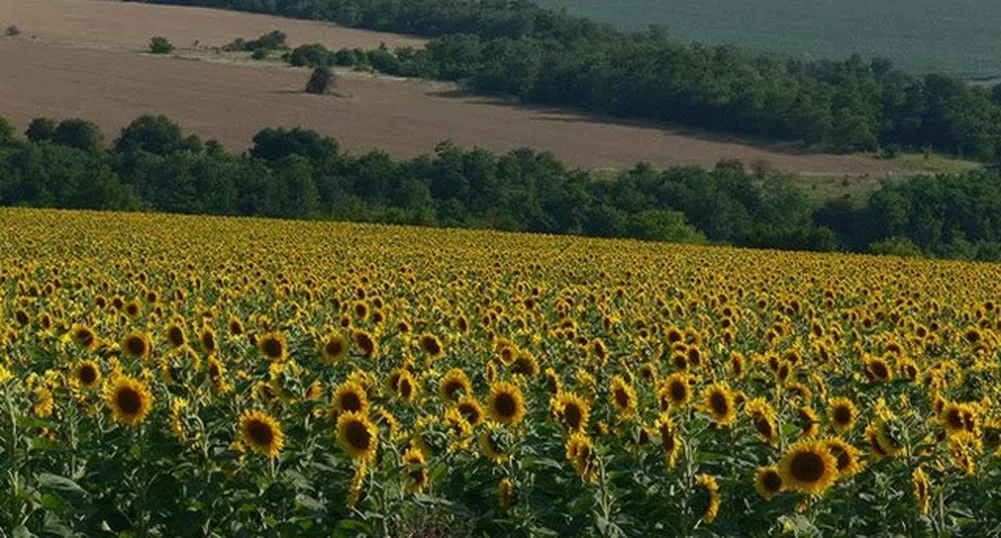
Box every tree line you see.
[136,0,1001,161]
[3,114,1001,259]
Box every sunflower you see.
[746,397,779,444]
[553,392,590,433]
[257,332,288,362]
[544,367,561,395]
[199,326,217,354]
[227,315,245,336]
[659,373,691,411]
[72,360,102,389]
[565,432,596,482]
[824,437,864,478]
[208,356,232,394]
[402,446,428,493]
[654,413,681,468]
[170,397,188,441]
[694,474,720,523]
[498,478,516,507]
[939,401,972,436]
[864,355,892,383]
[70,324,98,351]
[912,467,930,515]
[439,368,472,403]
[104,375,154,426]
[703,382,736,426]
[121,331,152,360]
[333,381,369,414]
[486,381,526,425]
[511,351,539,377]
[395,369,417,404]
[32,387,54,418]
[827,397,857,434]
[778,440,838,496]
[238,409,285,457]
[609,375,637,420]
[336,411,378,462]
[164,322,186,349]
[320,331,349,364]
[873,416,907,457]
[798,406,820,438]
[755,466,783,500]
[456,396,486,426]
[352,329,378,358]
[418,333,445,358]
[478,422,513,463]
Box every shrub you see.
[305,67,334,95]
[4,24,20,37]
[149,36,174,54]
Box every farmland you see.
[534,0,1001,78]
[2,207,1001,535]
[0,0,906,175]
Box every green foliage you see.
[8,113,1001,259]
[148,35,174,54]
[305,67,334,94]
[223,30,287,52]
[286,43,336,67]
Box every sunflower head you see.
[257,332,288,362]
[121,331,152,360]
[352,329,378,358]
[486,381,526,425]
[456,396,485,426]
[755,466,783,500]
[402,446,428,492]
[320,331,349,364]
[71,324,98,351]
[778,440,838,495]
[333,381,369,414]
[164,322,186,349]
[510,351,539,377]
[828,397,857,434]
[553,392,590,433]
[239,409,285,457]
[72,360,102,389]
[659,373,692,411]
[565,432,596,482]
[439,368,472,403]
[824,437,864,478]
[336,411,378,462]
[703,382,736,426]
[199,326,217,354]
[654,413,680,467]
[104,375,154,426]
[693,474,720,523]
[418,333,445,358]
[609,375,637,420]
[912,466,930,515]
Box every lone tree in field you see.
[305,67,334,95]
[149,36,174,54]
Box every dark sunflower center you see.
[209,362,220,378]
[340,392,362,412]
[832,447,851,471]
[459,403,480,424]
[944,409,964,429]
[230,321,243,335]
[763,470,782,492]
[325,339,343,356]
[167,327,184,347]
[75,329,95,347]
[78,365,97,385]
[356,334,374,354]
[444,380,463,399]
[710,392,729,416]
[202,332,215,351]
[494,393,517,418]
[422,337,441,355]
[754,415,773,437]
[564,403,582,429]
[833,406,852,425]
[247,420,274,446]
[614,388,631,408]
[399,379,413,399]
[790,452,826,483]
[116,388,142,416]
[126,336,146,357]
[262,338,283,359]
[660,428,675,451]
[670,382,687,403]
[871,361,889,379]
[346,420,372,450]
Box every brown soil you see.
[0,0,425,51]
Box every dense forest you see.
[139,0,1001,161]
[3,114,1001,260]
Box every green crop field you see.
[535,0,1001,78]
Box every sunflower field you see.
[2,207,1001,537]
